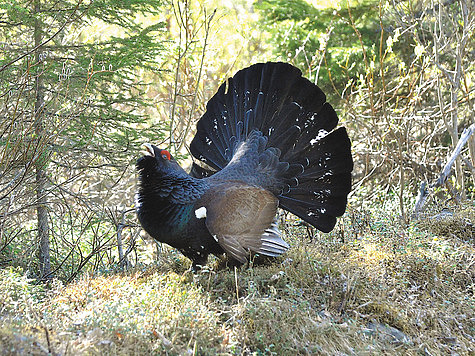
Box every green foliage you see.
[0,0,167,278]
[255,0,381,101]
[0,267,45,315]
[0,0,166,164]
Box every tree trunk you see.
[34,0,51,280]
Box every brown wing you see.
[203,184,279,263]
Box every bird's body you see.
[136,62,353,269]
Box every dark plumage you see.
[135,62,353,269]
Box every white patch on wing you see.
[195,206,207,219]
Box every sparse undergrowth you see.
[0,207,474,355]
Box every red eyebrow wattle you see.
[161,150,171,160]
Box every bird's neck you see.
[135,189,193,238]
[135,171,206,237]
[138,169,203,198]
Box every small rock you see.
[366,322,412,346]
[439,336,457,345]
[86,327,103,340]
[270,270,285,281]
[430,208,454,221]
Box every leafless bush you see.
[151,1,217,159]
[343,0,474,221]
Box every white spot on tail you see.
[195,207,207,219]
[134,193,142,209]
[292,101,302,109]
[310,129,329,145]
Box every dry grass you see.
[0,206,474,355]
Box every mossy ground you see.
[0,206,473,355]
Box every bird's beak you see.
[142,143,155,157]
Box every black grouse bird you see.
[136,62,353,269]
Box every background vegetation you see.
[1,0,473,354]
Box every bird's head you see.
[136,143,186,176]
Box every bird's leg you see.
[225,256,245,269]
[190,263,202,273]
[190,254,209,273]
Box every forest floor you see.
[0,204,474,355]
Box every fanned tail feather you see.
[190,62,353,232]
[258,220,289,257]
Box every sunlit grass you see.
[0,206,474,355]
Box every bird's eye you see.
[161,150,171,160]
